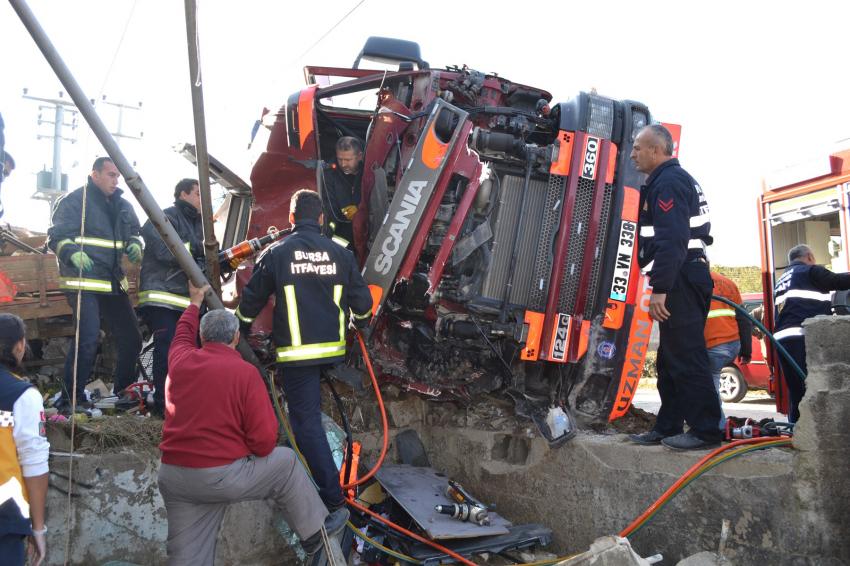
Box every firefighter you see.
[628,124,721,451]
[235,189,373,510]
[773,244,850,422]
[47,157,143,413]
[321,136,363,250]
[0,314,49,566]
[705,269,752,428]
[138,178,204,417]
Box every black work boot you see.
[628,430,669,445]
[302,507,349,566]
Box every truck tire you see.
[719,366,747,403]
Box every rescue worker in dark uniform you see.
[321,136,363,250]
[628,125,721,451]
[235,189,373,510]
[47,157,143,413]
[773,244,850,422]
[139,178,204,417]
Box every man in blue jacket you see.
[773,244,850,422]
[47,157,143,413]
[628,125,721,451]
[236,189,373,511]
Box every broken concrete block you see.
[556,536,651,566]
[676,551,733,566]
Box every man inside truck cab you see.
[627,124,721,451]
[773,244,850,422]
[321,136,363,250]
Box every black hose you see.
[324,375,355,492]
[711,295,806,382]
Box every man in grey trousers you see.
[157,282,347,565]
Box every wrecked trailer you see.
[239,37,662,440]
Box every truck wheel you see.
[719,366,747,403]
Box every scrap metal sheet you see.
[375,465,510,540]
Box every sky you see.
[2,0,850,266]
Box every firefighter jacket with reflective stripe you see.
[236,220,373,366]
[139,200,204,311]
[0,365,34,536]
[47,180,142,294]
[704,271,752,356]
[637,159,712,294]
[774,262,850,340]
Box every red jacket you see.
[159,304,278,467]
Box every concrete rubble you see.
[554,536,651,565]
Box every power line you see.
[98,0,139,97]
[291,0,366,65]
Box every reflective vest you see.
[236,220,373,366]
[637,158,712,293]
[774,262,833,341]
[0,366,34,537]
[705,271,742,349]
[139,200,204,311]
[47,181,142,294]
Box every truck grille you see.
[583,183,614,315]
[558,176,596,313]
[528,174,567,311]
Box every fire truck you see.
[758,148,850,415]
[235,37,668,440]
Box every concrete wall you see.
[44,443,301,566]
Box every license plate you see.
[609,220,636,302]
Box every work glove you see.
[126,242,143,264]
[341,205,358,221]
[69,251,93,272]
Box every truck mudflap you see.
[362,98,469,319]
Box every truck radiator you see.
[481,174,549,306]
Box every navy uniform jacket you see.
[236,220,372,366]
[139,199,204,311]
[638,158,712,293]
[47,180,142,294]
[774,261,850,339]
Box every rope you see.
[63,179,88,564]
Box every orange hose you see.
[341,330,389,488]
[348,497,478,566]
[618,436,786,537]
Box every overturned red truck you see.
[234,38,662,441]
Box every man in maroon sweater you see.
[157,282,347,566]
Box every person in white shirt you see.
[0,314,49,566]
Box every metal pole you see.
[8,0,261,366]
[52,103,63,191]
[184,0,221,294]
